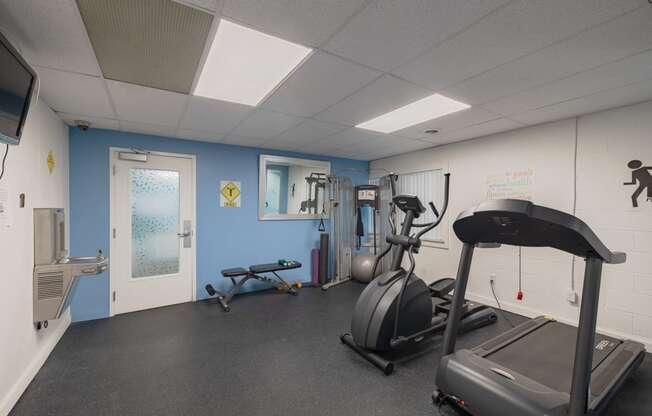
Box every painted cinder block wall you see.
[68,128,369,322]
[371,100,652,349]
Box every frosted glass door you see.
[130,169,180,278]
[112,152,194,315]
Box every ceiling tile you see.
[324,0,509,72]
[36,66,115,118]
[119,120,178,138]
[271,119,348,145]
[231,109,304,139]
[438,118,525,142]
[176,128,224,143]
[0,0,100,75]
[355,139,434,161]
[442,8,652,105]
[485,50,652,116]
[221,0,367,47]
[262,51,380,117]
[510,79,652,125]
[393,0,645,91]
[353,148,395,161]
[256,141,303,152]
[345,135,417,155]
[221,134,270,147]
[180,96,253,133]
[314,75,431,126]
[300,142,339,155]
[320,128,389,148]
[57,112,120,131]
[172,0,224,14]
[107,80,188,127]
[394,107,501,140]
[77,0,214,94]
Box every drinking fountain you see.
[33,208,108,329]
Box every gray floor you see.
[11,284,652,416]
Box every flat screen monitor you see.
[0,31,39,145]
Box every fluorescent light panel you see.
[194,19,312,106]
[356,93,470,133]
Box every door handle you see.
[179,220,192,248]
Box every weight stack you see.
[318,233,329,285]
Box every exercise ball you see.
[351,253,380,283]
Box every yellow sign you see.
[47,150,55,174]
[220,181,241,208]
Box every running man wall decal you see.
[624,160,652,207]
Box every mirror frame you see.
[259,154,331,221]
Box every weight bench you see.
[205,262,301,312]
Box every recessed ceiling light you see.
[193,19,312,106]
[356,93,470,134]
[424,129,439,134]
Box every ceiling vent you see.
[77,0,213,93]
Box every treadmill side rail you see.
[435,350,569,416]
[589,341,645,413]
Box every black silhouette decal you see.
[624,160,652,207]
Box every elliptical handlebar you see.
[370,172,400,278]
[370,172,449,277]
[387,173,398,235]
[388,173,398,197]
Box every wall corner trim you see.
[0,310,71,416]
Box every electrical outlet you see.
[489,274,496,284]
[567,290,578,304]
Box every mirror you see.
[259,155,331,220]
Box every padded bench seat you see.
[249,262,301,274]
[221,267,249,277]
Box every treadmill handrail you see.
[453,199,625,264]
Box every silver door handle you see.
[179,220,192,248]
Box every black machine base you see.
[341,295,497,375]
[341,333,395,375]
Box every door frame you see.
[108,147,197,317]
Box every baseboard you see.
[466,291,652,351]
[0,310,71,416]
[465,291,544,321]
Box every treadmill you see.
[434,199,645,416]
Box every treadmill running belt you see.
[488,321,620,393]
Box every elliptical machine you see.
[340,173,497,375]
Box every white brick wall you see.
[372,100,652,348]
[577,102,652,347]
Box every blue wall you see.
[68,128,368,322]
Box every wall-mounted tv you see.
[0,30,39,145]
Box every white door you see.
[111,151,195,315]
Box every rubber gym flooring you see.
[11,283,652,415]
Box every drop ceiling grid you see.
[238,0,650,155]
[390,0,648,92]
[7,0,652,160]
[482,48,652,119]
[444,7,652,110]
